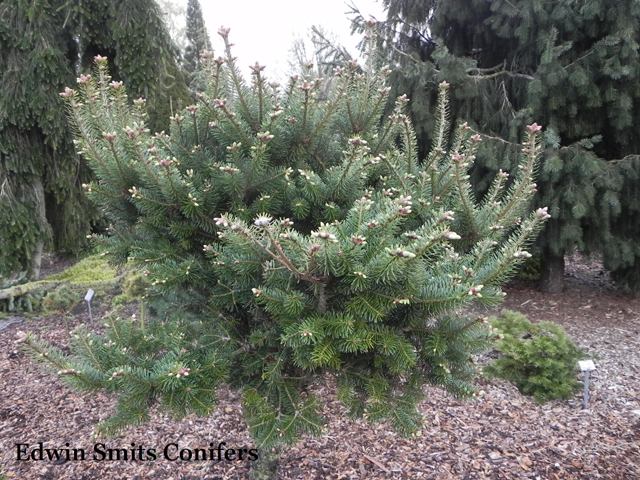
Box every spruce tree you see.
[157,0,188,52]
[0,0,191,279]
[370,0,640,292]
[183,0,212,92]
[23,28,547,479]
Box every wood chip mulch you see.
[1,255,639,479]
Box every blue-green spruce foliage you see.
[24,29,548,447]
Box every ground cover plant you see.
[22,27,549,479]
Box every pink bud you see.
[250,62,266,74]
[59,87,75,98]
[156,159,173,168]
[536,207,551,219]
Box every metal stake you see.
[582,370,591,409]
[578,360,596,410]
[85,289,95,326]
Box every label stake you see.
[84,289,95,326]
[578,360,596,409]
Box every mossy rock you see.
[0,255,122,313]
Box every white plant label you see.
[84,289,95,302]
[579,360,596,371]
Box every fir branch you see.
[221,35,258,133]
[305,83,347,150]
[190,110,200,145]
[492,127,541,226]
[247,167,292,192]
[452,152,479,237]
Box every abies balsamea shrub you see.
[22,29,549,452]
[484,310,585,403]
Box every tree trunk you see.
[30,178,47,279]
[539,250,565,293]
[248,445,283,480]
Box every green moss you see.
[0,255,122,314]
[45,255,117,283]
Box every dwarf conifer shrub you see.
[23,28,548,476]
[483,310,585,403]
[41,285,77,314]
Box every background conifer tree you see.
[157,0,188,52]
[183,0,212,93]
[0,0,191,279]
[287,26,353,101]
[367,0,640,292]
[24,28,548,480]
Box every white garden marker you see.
[84,289,95,326]
[578,360,596,409]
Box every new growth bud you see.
[253,216,272,227]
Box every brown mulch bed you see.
[1,255,639,479]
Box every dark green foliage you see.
[516,256,541,281]
[0,0,84,277]
[483,310,585,403]
[0,0,191,279]
[24,28,547,452]
[367,0,640,292]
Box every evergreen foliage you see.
[41,284,77,314]
[24,28,547,455]
[183,0,212,92]
[0,0,191,279]
[368,0,640,292]
[287,27,353,101]
[483,310,585,403]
